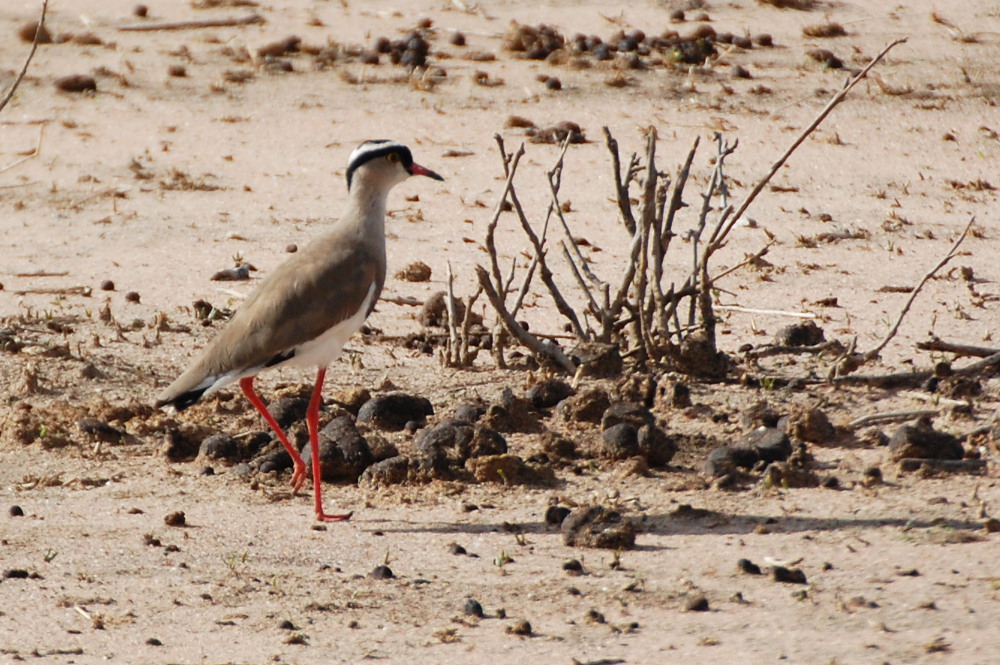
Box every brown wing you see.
[155,230,384,407]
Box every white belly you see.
[284,282,376,369]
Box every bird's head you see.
[345,140,444,192]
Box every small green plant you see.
[223,550,250,577]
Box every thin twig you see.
[861,216,975,362]
[0,0,49,115]
[475,265,576,373]
[744,340,843,359]
[117,14,263,31]
[504,144,587,339]
[445,261,460,366]
[709,38,908,252]
[915,336,1000,359]
[716,304,816,319]
[846,409,940,431]
[604,127,638,235]
[0,123,45,174]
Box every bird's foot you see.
[290,464,307,494]
[316,510,353,523]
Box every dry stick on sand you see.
[855,215,976,366]
[475,266,576,373]
[0,0,48,115]
[916,336,1000,359]
[706,38,908,254]
[117,14,263,32]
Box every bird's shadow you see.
[360,510,984,545]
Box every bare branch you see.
[0,0,49,115]
[862,216,976,362]
[118,14,263,31]
[476,265,576,374]
[603,126,638,235]
[710,38,908,251]
[916,336,1000,359]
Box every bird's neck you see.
[341,184,389,242]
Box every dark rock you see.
[545,505,572,525]
[367,435,398,463]
[887,418,963,462]
[414,419,506,467]
[771,566,807,584]
[540,430,577,459]
[556,387,611,424]
[762,443,819,488]
[370,565,394,580]
[561,505,636,550]
[9,505,24,517]
[737,558,762,575]
[482,389,542,433]
[638,425,677,467]
[160,427,202,462]
[669,330,730,378]
[569,342,623,378]
[266,396,310,430]
[199,433,239,461]
[360,455,419,486]
[18,21,52,44]
[506,619,532,636]
[464,598,485,617]
[661,380,691,408]
[820,475,840,489]
[164,511,186,527]
[684,594,710,611]
[526,378,574,409]
[419,291,479,327]
[743,401,782,429]
[77,418,126,444]
[601,402,655,431]
[739,427,792,463]
[466,454,555,485]
[790,407,836,444]
[617,373,657,407]
[562,558,584,574]
[55,74,97,93]
[773,320,825,347]
[670,504,715,519]
[257,35,301,58]
[807,48,843,69]
[452,401,487,423]
[600,423,639,459]
[703,445,760,477]
[395,261,432,282]
[309,416,373,481]
[448,542,467,555]
[357,393,433,431]
[861,466,883,486]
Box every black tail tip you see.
[155,388,207,412]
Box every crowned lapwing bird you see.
[155,140,443,522]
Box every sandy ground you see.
[1,0,999,663]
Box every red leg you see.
[306,367,353,523]
[240,376,307,493]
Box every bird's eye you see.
[386,153,399,164]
